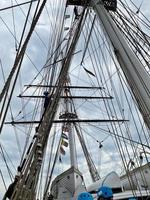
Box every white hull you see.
[51,167,86,199]
[121,163,150,190]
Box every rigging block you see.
[67,0,89,6]
[102,0,117,11]
[59,112,77,119]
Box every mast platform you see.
[67,0,117,12]
[67,0,89,6]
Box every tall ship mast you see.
[0,0,150,199]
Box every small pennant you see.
[65,14,70,19]
[62,126,69,133]
[62,133,68,140]
[59,156,62,163]
[60,146,65,155]
[61,139,68,147]
[83,67,95,77]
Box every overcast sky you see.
[0,0,150,199]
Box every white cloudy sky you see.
[0,0,150,199]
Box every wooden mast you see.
[10,8,85,200]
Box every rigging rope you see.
[0,169,7,191]
[0,0,48,103]
[0,0,38,12]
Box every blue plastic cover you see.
[77,192,94,200]
[97,186,113,198]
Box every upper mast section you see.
[71,0,150,130]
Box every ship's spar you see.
[0,0,150,199]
